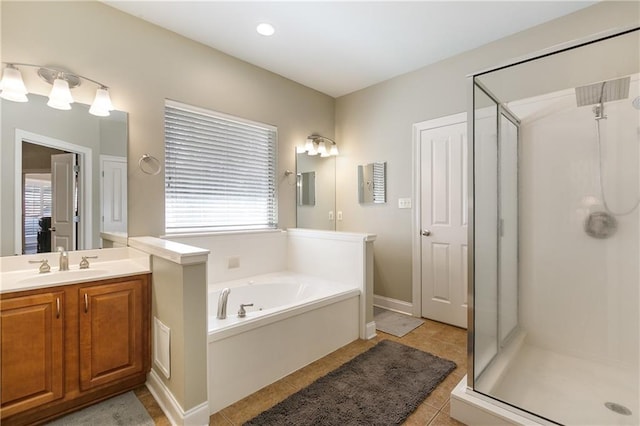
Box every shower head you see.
[575,76,630,107]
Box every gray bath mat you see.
[244,340,456,425]
[374,306,425,337]
[45,391,154,426]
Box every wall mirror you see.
[297,171,316,206]
[1,94,128,256]
[358,162,386,204]
[295,151,335,230]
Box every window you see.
[23,173,52,254]
[164,101,277,233]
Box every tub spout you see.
[217,288,231,319]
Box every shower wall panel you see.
[514,78,639,369]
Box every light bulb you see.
[0,65,28,102]
[89,88,114,117]
[317,141,327,155]
[304,138,315,152]
[47,78,73,110]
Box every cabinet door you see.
[79,279,144,391]
[1,291,64,418]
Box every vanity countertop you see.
[0,247,150,294]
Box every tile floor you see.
[136,318,467,426]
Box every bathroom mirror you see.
[1,94,128,256]
[297,171,316,206]
[358,162,386,204]
[295,151,336,230]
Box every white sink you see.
[16,269,109,286]
[0,247,151,294]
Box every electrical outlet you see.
[337,211,343,221]
[398,198,412,209]
[227,256,240,269]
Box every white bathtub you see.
[207,271,360,414]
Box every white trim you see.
[14,129,93,255]
[373,294,414,316]
[128,236,209,265]
[411,113,467,318]
[287,228,377,242]
[146,369,210,426]
[365,321,377,340]
[450,376,553,426]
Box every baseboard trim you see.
[365,321,377,340]
[373,295,414,316]
[146,369,209,426]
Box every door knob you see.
[48,227,56,232]
[421,229,432,236]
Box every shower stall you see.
[455,26,640,425]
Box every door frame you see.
[14,129,92,255]
[412,112,467,317]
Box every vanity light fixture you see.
[0,62,114,117]
[301,134,339,157]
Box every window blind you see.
[24,174,52,253]
[164,101,277,233]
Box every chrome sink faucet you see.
[217,288,231,319]
[57,246,69,271]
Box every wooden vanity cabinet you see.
[0,274,151,425]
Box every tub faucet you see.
[217,288,231,319]
[57,246,69,271]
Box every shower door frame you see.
[467,79,521,384]
[465,23,640,424]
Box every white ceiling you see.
[104,1,596,98]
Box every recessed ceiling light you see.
[256,23,275,36]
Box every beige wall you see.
[3,1,638,307]
[1,1,335,240]
[335,1,640,302]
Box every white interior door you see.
[101,156,128,234]
[51,153,77,251]
[419,119,468,328]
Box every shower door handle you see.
[421,229,432,237]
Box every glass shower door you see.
[472,85,520,387]
[472,84,499,382]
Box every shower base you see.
[452,340,638,425]
[490,343,638,425]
